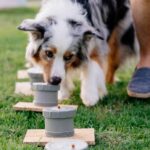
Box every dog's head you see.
[18,0,104,85]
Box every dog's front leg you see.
[80,60,107,107]
[58,75,74,102]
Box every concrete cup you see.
[32,83,59,107]
[27,67,44,84]
[43,106,77,137]
[44,139,88,150]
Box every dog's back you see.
[76,0,138,83]
[77,0,137,51]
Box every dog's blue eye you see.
[45,50,53,58]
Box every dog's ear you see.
[25,42,42,64]
[18,19,45,39]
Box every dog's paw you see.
[58,90,70,102]
[81,91,99,107]
[99,88,108,99]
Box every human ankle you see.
[137,50,150,68]
[137,60,150,68]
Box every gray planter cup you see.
[32,83,60,107]
[43,106,77,137]
[27,67,44,84]
[44,140,88,150]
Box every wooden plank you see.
[13,102,78,112]
[23,129,95,146]
[15,82,33,96]
[17,70,29,79]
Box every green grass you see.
[0,8,150,150]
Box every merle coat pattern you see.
[18,0,137,106]
[77,0,136,50]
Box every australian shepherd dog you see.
[18,0,138,106]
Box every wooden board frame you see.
[17,70,29,79]
[13,102,78,112]
[15,82,33,96]
[23,129,95,146]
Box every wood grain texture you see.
[17,70,29,79]
[23,129,95,146]
[13,102,78,112]
[15,82,33,96]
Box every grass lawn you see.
[0,7,150,150]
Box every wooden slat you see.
[13,102,78,112]
[17,70,29,79]
[23,129,95,146]
[15,82,33,96]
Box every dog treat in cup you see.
[43,106,77,137]
[44,140,88,150]
[27,67,44,84]
[32,83,59,106]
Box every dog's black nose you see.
[50,76,62,85]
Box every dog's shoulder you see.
[76,0,131,35]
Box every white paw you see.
[99,87,108,98]
[81,90,99,107]
[58,90,70,102]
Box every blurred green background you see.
[0,1,150,150]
